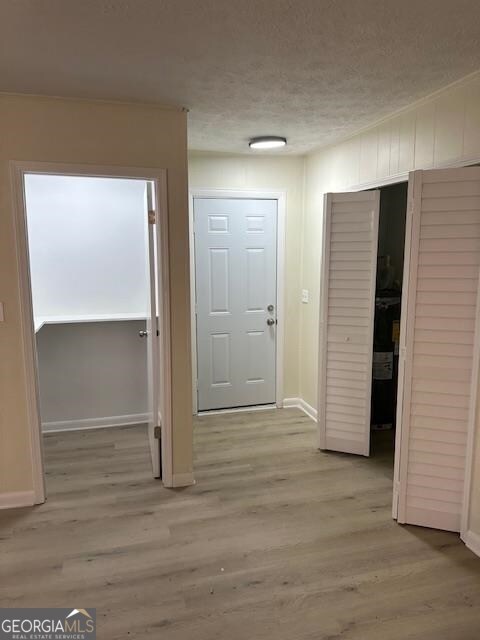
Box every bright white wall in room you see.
[24,175,149,320]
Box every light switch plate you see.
[302,289,309,304]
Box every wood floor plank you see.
[1,408,479,639]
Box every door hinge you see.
[154,426,162,439]
[148,210,156,225]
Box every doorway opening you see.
[317,183,408,467]
[320,167,480,533]
[370,182,408,469]
[13,164,173,502]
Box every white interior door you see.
[318,190,380,456]
[194,198,277,411]
[396,167,480,532]
[144,181,161,478]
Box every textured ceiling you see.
[1,0,480,154]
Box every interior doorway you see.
[317,183,408,461]
[12,163,173,502]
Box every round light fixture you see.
[249,136,287,150]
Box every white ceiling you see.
[1,0,480,155]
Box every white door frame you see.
[10,160,174,503]
[189,188,286,415]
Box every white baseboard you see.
[42,413,149,433]
[169,472,195,488]
[283,397,318,422]
[0,490,36,510]
[462,529,480,558]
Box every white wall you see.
[188,152,305,400]
[37,321,148,429]
[25,175,149,321]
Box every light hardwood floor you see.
[1,408,480,639]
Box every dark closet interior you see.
[370,182,408,459]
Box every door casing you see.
[11,161,174,503]
[189,189,286,415]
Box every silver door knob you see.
[138,330,148,338]
[266,318,275,326]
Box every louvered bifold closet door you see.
[318,191,380,456]
[397,168,480,532]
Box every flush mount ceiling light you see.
[249,136,287,150]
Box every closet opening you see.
[21,171,165,498]
[370,182,408,465]
[320,166,480,531]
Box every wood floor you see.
[1,408,480,639]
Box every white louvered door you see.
[396,167,480,532]
[318,190,380,456]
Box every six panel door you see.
[194,198,277,411]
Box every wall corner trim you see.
[283,397,318,422]
[462,529,480,559]
[0,491,36,510]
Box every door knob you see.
[266,318,275,326]
[138,330,148,338]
